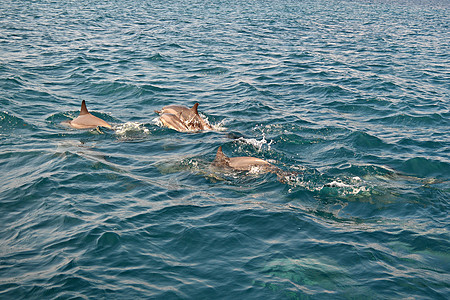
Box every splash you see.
[236,133,274,151]
[249,165,267,174]
[283,170,370,197]
[153,116,163,127]
[204,115,226,132]
[322,177,369,195]
[114,122,150,139]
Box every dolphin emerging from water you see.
[211,146,298,184]
[212,146,278,173]
[65,100,112,129]
[155,103,212,131]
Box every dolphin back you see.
[67,101,112,129]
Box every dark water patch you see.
[188,66,229,75]
[228,81,260,97]
[161,42,184,49]
[220,99,274,120]
[20,87,56,104]
[0,76,26,92]
[0,111,37,134]
[140,83,177,93]
[365,78,403,93]
[277,133,323,148]
[144,53,166,61]
[369,112,447,127]
[260,120,349,144]
[0,283,27,299]
[306,84,351,99]
[258,257,354,298]
[348,131,388,149]
[84,80,140,99]
[397,157,450,180]
[0,152,60,210]
[398,137,445,150]
[56,170,147,198]
[316,146,357,164]
[327,99,391,116]
[94,231,121,254]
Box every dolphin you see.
[65,100,112,129]
[212,146,277,173]
[155,103,212,131]
[211,146,299,184]
[159,112,189,132]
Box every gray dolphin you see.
[212,146,277,173]
[159,112,189,132]
[65,100,112,129]
[155,103,212,131]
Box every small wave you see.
[259,257,354,294]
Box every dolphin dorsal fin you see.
[80,100,89,115]
[213,146,230,166]
[191,103,199,115]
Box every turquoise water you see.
[1,0,449,298]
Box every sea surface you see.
[1,0,449,299]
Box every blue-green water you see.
[1,0,449,298]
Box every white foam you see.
[153,116,163,127]
[284,174,369,196]
[248,166,265,174]
[323,179,369,195]
[326,180,351,188]
[114,122,150,137]
[210,119,227,132]
[237,133,274,151]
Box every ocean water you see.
[1,0,449,298]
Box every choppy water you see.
[1,0,449,299]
